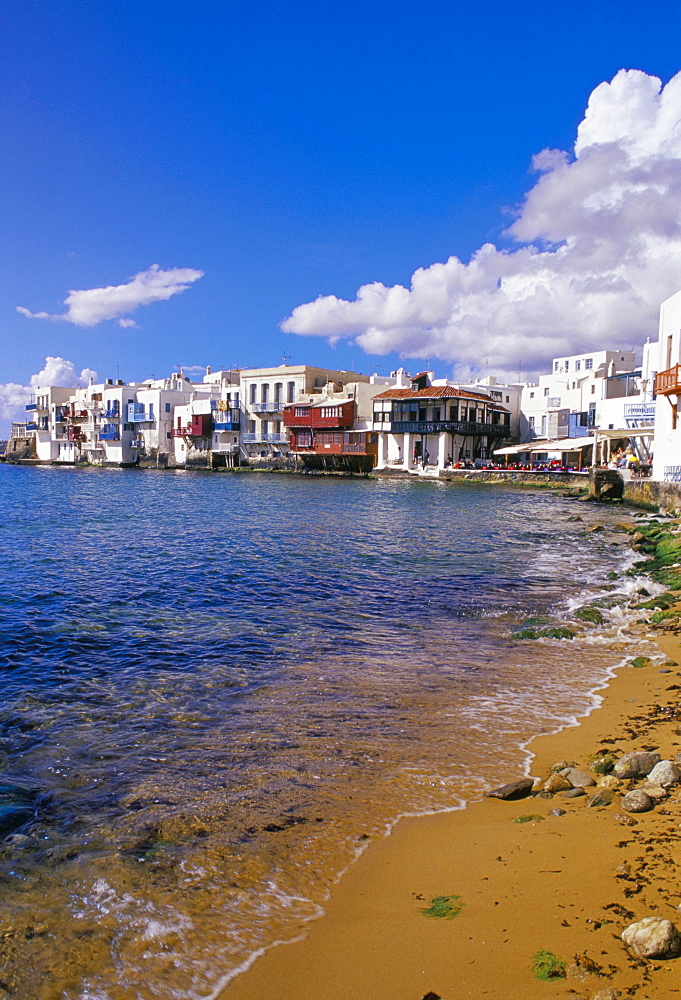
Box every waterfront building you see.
[371,371,512,472]
[521,349,638,442]
[283,376,393,473]
[239,365,370,462]
[25,373,221,467]
[513,348,656,469]
[25,385,77,462]
[203,371,242,467]
[651,289,681,481]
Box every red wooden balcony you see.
[170,413,212,437]
[283,400,355,430]
[655,364,681,395]
[289,430,378,456]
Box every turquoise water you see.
[0,465,655,998]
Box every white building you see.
[372,371,512,472]
[239,365,370,462]
[650,289,681,481]
[521,349,637,443]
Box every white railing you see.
[623,403,656,417]
[242,433,286,443]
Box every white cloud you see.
[282,69,681,378]
[16,264,203,328]
[0,357,97,422]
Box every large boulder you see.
[613,751,661,779]
[622,917,681,958]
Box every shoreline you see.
[221,534,681,998]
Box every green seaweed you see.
[420,895,464,920]
[590,756,614,774]
[513,626,577,640]
[651,609,680,624]
[630,656,652,669]
[513,814,544,824]
[532,950,567,981]
[573,606,605,625]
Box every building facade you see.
[371,372,512,472]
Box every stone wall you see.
[623,478,681,512]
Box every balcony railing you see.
[655,365,681,395]
[128,410,154,423]
[25,403,37,411]
[242,433,286,443]
[98,428,120,441]
[623,402,656,417]
[251,401,283,413]
[213,420,240,431]
[25,422,38,431]
[382,420,508,436]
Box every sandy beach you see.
[223,582,681,998]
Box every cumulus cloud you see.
[0,357,97,422]
[282,69,681,378]
[16,264,203,328]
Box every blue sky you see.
[2,0,681,407]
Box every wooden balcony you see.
[283,401,355,430]
[655,364,681,395]
[289,430,378,456]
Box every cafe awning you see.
[493,443,534,455]
[529,436,595,453]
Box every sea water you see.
[0,465,660,998]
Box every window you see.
[575,360,581,371]
[529,391,534,399]
[540,415,547,436]
[274,382,283,406]
[591,384,595,394]
[585,358,593,370]
[250,384,257,404]
[554,362,559,371]
[505,395,509,403]
[263,420,269,435]
[275,421,281,433]
[433,408,440,421]
[294,406,310,417]
[321,406,339,418]
[565,361,569,371]
[544,387,549,396]
[261,384,269,404]
[165,403,171,413]
[249,420,255,433]
[287,381,295,403]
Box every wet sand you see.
[223,629,681,1000]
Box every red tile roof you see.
[373,386,509,410]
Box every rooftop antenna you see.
[281,353,291,365]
